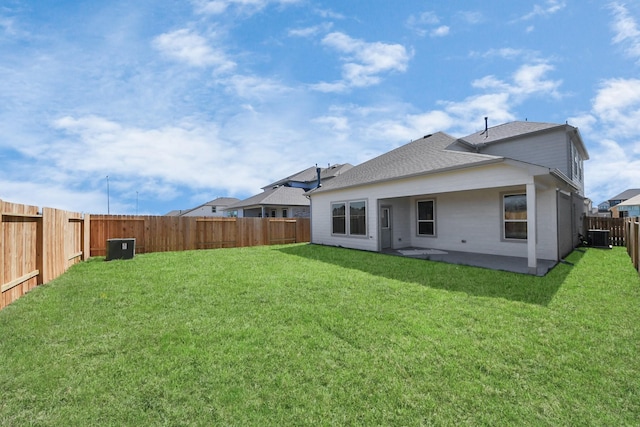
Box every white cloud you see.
[312,32,411,92]
[351,62,561,139]
[470,47,541,61]
[609,2,640,61]
[407,11,450,37]
[48,115,259,195]
[0,178,110,214]
[153,28,236,72]
[312,115,350,132]
[572,78,640,202]
[519,0,566,21]
[592,78,640,137]
[471,62,561,99]
[431,26,450,37]
[314,8,345,20]
[288,22,333,38]
[220,74,293,100]
[192,0,300,15]
[457,11,483,25]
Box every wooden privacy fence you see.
[625,217,640,275]
[584,216,626,246]
[1,199,89,310]
[90,215,310,256]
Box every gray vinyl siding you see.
[477,129,568,175]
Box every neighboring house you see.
[606,189,640,218]
[308,121,589,275]
[165,197,240,217]
[597,200,611,215]
[230,164,352,218]
[611,194,640,218]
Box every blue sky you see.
[1,0,639,214]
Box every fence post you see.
[82,214,91,261]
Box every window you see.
[282,209,288,218]
[503,194,527,240]
[331,200,367,236]
[417,200,435,236]
[349,201,366,236]
[332,203,346,234]
[271,210,276,218]
[211,206,217,213]
[381,207,390,229]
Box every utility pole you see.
[106,175,110,214]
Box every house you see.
[229,164,352,218]
[165,197,240,217]
[605,189,640,218]
[308,121,589,275]
[611,194,640,218]
[597,200,611,215]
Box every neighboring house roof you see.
[614,194,640,208]
[229,186,309,209]
[167,197,240,216]
[264,163,353,189]
[609,189,640,202]
[310,132,504,193]
[458,121,589,159]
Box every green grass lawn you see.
[1,244,639,426]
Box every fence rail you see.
[584,216,626,246]
[1,199,89,310]
[625,217,640,275]
[89,215,310,256]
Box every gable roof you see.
[609,188,640,201]
[264,163,353,189]
[175,197,240,216]
[229,186,309,209]
[458,121,589,160]
[310,132,503,193]
[164,197,240,216]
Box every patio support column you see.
[526,182,537,274]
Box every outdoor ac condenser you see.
[106,238,136,261]
[587,229,610,249]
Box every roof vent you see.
[480,116,489,138]
[423,134,432,139]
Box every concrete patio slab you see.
[383,247,557,276]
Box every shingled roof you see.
[311,132,503,193]
[264,163,353,189]
[459,121,563,145]
[609,188,640,202]
[229,186,309,208]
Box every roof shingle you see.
[312,132,502,193]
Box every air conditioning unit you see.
[106,238,136,261]
[588,229,610,249]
